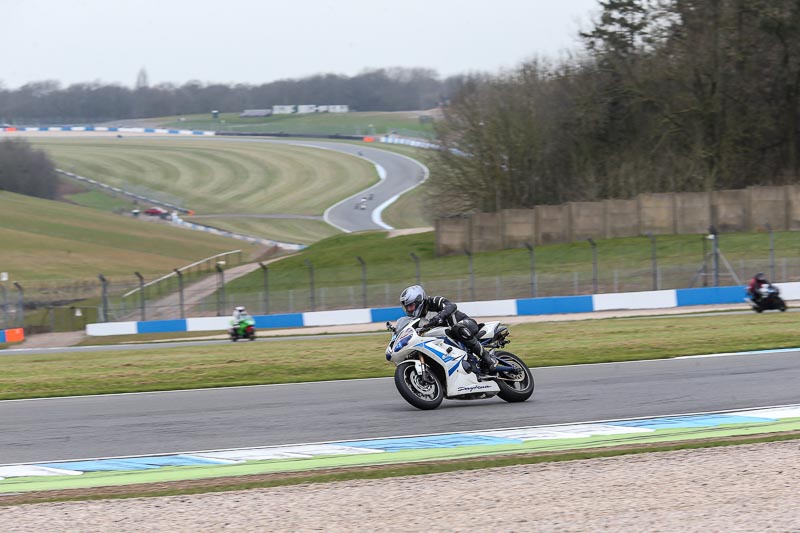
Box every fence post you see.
[588,238,598,294]
[98,274,109,322]
[134,272,146,321]
[464,249,475,301]
[174,269,185,319]
[524,242,536,297]
[709,226,719,287]
[259,262,269,314]
[356,256,367,308]
[646,233,658,291]
[13,282,24,329]
[215,263,226,316]
[0,284,8,329]
[304,259,315,311]
[766,222,775,280]
[409,252,421,285]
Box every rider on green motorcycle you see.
[230,306,253,337]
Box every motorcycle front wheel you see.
[394,360,444,410]
[494,351,534,403]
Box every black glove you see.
[428,316,442,327]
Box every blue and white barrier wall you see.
[2,125,216,136]
[86,283,800,337]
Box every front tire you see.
[494,351,534,403]
[394,360,444,410]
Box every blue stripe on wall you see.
[254,314,304,329]
[108,127,118,132]
[371,307,405,323]
[137,319,187,334]
[516,295,594,316]
[0,330,6,343]
[676,286,745,306]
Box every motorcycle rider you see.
[399,285,498,372]
[747,273,770,304]
[230,306,250,336]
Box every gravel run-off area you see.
[2,440,799,532]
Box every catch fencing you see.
[6,232,798,334]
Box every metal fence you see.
[5,233,796,335]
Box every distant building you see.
[296,104,317,114]
[272,105,296,115]
[327,105,349,113]
[239,109,273,118]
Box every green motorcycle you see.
[230,317,256,341]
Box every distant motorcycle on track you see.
[229,317,257,341]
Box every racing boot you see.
[476,346,498,374]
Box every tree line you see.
[428,0,800,214]
[0,67,462,124]
[0,140,58,199]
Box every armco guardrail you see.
[86,282,797,336]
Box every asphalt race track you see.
[2,349,798,464]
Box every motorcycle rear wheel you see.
[394,360,444,410]
[494,351,534,403]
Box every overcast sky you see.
[3,0,601,89]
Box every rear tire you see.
[394,360,444,410]
[494,351,534,403]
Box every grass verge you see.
[3,431,798,506]
[4,312,800,400]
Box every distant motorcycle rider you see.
[747,273,770,303]
[399,285,498,372]
[230,306,250,335]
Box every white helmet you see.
[400,285,426,318]
[235,306,246,312]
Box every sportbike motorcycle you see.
[229,317,257,341]
[384,316,534,410]
[748,284,787,313]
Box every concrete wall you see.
[436,185,798,255]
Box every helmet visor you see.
[404,302,417,316]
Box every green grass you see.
[64,189,140,212]
[29,137,379,216]
[160,111,436,138]
[0,190,243,282]
[3,312,800,400]
[184,216,339,245]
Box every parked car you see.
[144,207,167,216]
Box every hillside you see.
[0,190,246,283]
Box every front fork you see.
[414,355,433,383]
